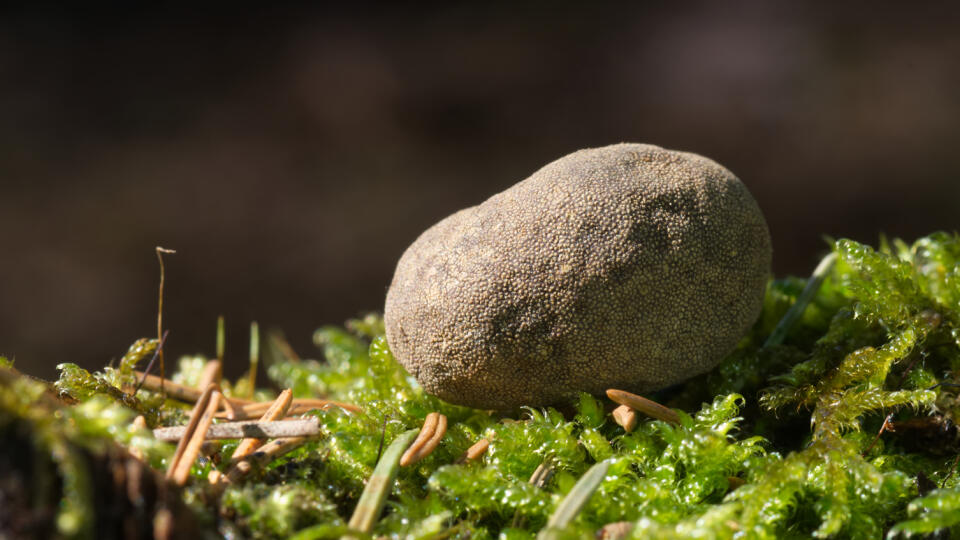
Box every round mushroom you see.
[384,143,771,409]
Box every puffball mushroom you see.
[384,143,772,409]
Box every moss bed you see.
[2,232,960,539]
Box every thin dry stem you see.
[194,360,241,419]
[167,384,221,485]
[606,388,680,424]
[133,371,253,406]
[230,389,293,461]
[220,436,311,486]
[155,247,175,397]
[197,360,222,391]
[215,398,361,419]
[154,417,317,442]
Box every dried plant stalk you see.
[153,417,317,442]
[230,389,293,461]
[197,360,222,391]
[606,388,680,425]
[195,359,243,419]
[168,385,222,485]
[220,435,312,486]
[133,371,253,405]
[166,383,215,480]
[215,398,361,419]
[400,412,447,466]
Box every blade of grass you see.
[346,429,419,536]
[216,315,226,361]
[764,251,837,347]
[539,459,611,538]
[248,321,259,398]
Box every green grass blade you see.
[540,459,610,537]
[346,429,419,535]
[764,252,837,347]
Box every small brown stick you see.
[862,413,896,457]
[153,417,317,442]
[167,384,221,485]
[214,398,361,419]
[133,371,254,406]
[197,360,222,391]
[134,371,206,403]
[166,383,215,479]
[220,436,311,486]
[230,389,294,461]
[611,405,638,432]
[134,329,169,395]
[218,392,240,420]
[455,438,490,464]
[606,389,680,425]
[194,359,242,420]
[400,412,447,466]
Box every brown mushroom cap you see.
[384,143,771,409]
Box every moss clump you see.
[385,143,772,409]
[6,231,960,539]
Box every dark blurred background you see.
[1,3,958,380]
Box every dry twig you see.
[220,436,313,486]
[606,388,680,425]
[216,398,361,419]
[153,418,317,442]
[167,384,221,485]
[133,371,254,406]
[230,389,293,461]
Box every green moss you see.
[10,231,960,539]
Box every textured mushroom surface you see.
[384,143,772,409]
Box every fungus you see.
[384,143,772,409]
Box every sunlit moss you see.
[17,231,960,538]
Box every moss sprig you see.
[10,231,959,538]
